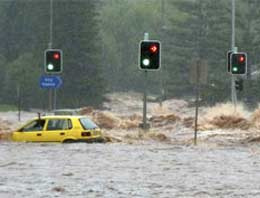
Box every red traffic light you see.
[149,45,158,53]
[53,53,60,60]
[239,55,245,63]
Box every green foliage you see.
[0,1,105,109]
[3,53,43,108]
[164,0,231,100]
[98,0,260,106]
[52,1,105,107]
[0,104,17,112]
[99,0,162,92]
[1,0,260,109]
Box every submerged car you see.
[12,115,104,143]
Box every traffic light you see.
[139,40,161,70]
[235,79,243,91]
[44,49,63,74]
[231,52,247,74]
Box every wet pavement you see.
[1,142,260,198]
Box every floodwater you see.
[2,94,260,197]
[1,142,260,198]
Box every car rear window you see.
[79,118,98,130]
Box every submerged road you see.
[1,142,260,198]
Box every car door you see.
[42,118,72,142]
[17,119,46,142]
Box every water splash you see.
[198,103,251,131]
[2,93,260,145]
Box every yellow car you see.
[12,115,104,143]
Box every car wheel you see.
[63,139,76,143]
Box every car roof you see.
[35,115,87,119]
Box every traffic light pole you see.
[139,33,160,129]
[49,0,53,49]
[231,75,237,109]
[143,70,148,129]
[48,0,57,111]
[48,0,53,112]
[142,33,149,130]
[231,0,237,109]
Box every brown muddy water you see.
[1,142,260,198]
[2,94,260,197]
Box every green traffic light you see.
[142,58,150,66]
[47,63,54,70]
[232,67,238,72]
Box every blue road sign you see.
[40,75,63,89]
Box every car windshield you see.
[79,118,98,130]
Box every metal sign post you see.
[194,60,200,145]
[190,59,208,145]
[49,89,52,112]
[16,84,21,121]
[40,75,62,111]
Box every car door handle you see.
[60,132,65,136]
[37,133,42,136]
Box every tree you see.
[52,1,105,107]
[3,53,42,109]
[99,0,162,93]
[165,0,231,104]
[0,0,105,109]
[236,0,260,107]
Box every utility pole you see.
[194,60,200,145]
[159,0,165,106]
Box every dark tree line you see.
[1,0,260,110]
[100,0,260,107]
[0,0,105,109]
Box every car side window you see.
[47,119,72,131]
[21,119,46,132]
